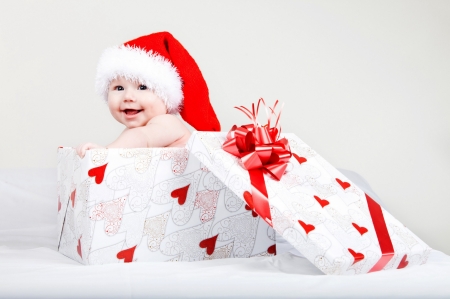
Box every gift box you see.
[57,97,431,273]
[56,147,276,265]
[188,100,431,275]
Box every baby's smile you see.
[123,109,143,116]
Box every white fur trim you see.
[95,45,183,114]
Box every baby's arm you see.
[76,115,189,158]
[107,114,190,148]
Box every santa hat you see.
[95,31,221,131]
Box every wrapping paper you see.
[57,128,431,273]
[189,131,431,275]
[56,147,275,265]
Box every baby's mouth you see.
[123,109,142,115]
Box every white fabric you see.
[1,168,449,298]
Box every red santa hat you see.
[95,31,221,131]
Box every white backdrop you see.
[0,0,449,254]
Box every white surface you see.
[1,168,449,298]
[1,247,449,299]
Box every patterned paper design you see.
[57,132,430,274]
[90,196,127,236]
[194,190,219,223]
[161,148,189,175]
[204,242,234,260]
[159,221,212,261]
[143,212,170,252]
[57,145,275,265]
[186,132,431,275]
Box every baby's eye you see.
[138,85,148,90]
[114,86,124,91]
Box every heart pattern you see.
[293,153,307,164]
[397,254,409,269]
[57,133,430,274]
[267,244,276,255]
[348,248,364,265]
[88,163,108,184]
[171,184,190,205]
[117,245,137,263]
[352,223,368,235]
[199,234,219,255]
[298,220,315,234]
[194,190,219,223]
[161,148,189,175]
[77,236,82,258]
[70,189,76,208]
[90,197,127,236]
[336,178,351,190]
[244,204,258,217]
[57,196,62,212]
[314,195,329,208]
[243,191,254,210]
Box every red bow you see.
[223,99,292,226]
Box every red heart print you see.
[76,236,82,258]
[117,245,137,263]
[199,234,219,255]
[171,184,190,205]
[298,220,315,234]
[88,163,108,184]
[348,248,364,265]
[57,196,61,212]
[244,204,258,217]
[267,244,276,255]
[243,191,254,210]
[352,223,368,235]
[293,153,307,164]
[314,195,329,208]
[397,254,409,269]
[70,189,76,208]
[336,178,351,190]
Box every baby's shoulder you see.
[142,114,190,147]
[148,113,180,125]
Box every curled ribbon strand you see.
[222,99,292,226]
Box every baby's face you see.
[107,77,167,129]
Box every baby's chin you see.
[125,124,142,129]
[122,120,146,129]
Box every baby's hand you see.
[76,143,103,158]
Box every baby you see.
[77,31,220,157]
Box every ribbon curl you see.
[222,99,292,226]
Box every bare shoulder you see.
[140,114,191,147]
[148,114,183,127]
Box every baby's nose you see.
[123,90,136,102]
